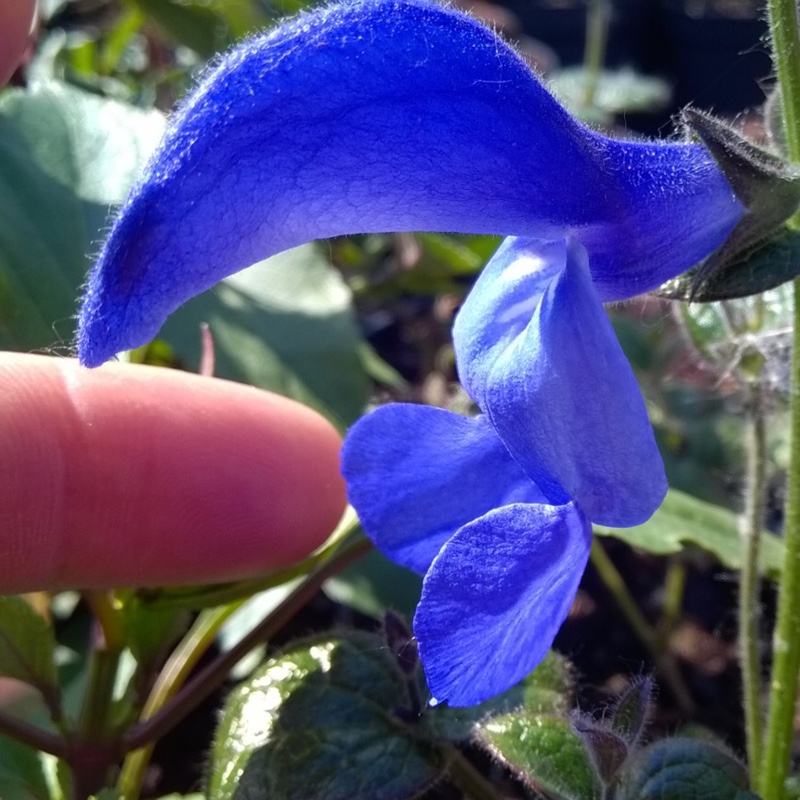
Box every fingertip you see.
[0,0,36,87]
[0,354,346,591]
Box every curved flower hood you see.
[77,0,741,366]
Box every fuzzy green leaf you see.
[480,713,601,800]
[431,650,572,742]
[207,631,440,800]
[616,738,755,800]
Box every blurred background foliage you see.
[0,1,791,794]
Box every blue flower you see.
[76,0,743,704]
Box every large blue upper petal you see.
[341,404,546,574]
[415,501,591,706]
[456,238,666,525]
[77,0,741,366]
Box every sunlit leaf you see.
[595,488,784,578]
[480,713,601,800]
[0,82,163,352]
[160,243,369,427]
[207,631,440,800]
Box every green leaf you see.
[0,82,164,352]
[608,677,653,747]
[160,243,369,428]
[118,594,190,668]
[128,0,232,56]
[657,226,800,302]
[480,713,601,800]
[207,631,440,800]
[661,109,800,300]
[550,67,671,116]
[0,597,58,691]
[91,790,122,800]
[324,549,423,619]
[431,651,572,742]
[131,0,269,53]
[0,736,52,800]
[358,341,409,390]
[616,738,753,800]
[594,489,785,579]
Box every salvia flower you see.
[77,0,743,705]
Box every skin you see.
[0,0,35,86]
[0,354,346,592]
[0,8,346,594]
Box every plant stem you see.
[139,510,360,610]
[116,602,245,798]
[122,536,372,753]
[440,742,504,800]
[656,558,687,651]
[760,0,800,796]
[590,539,694,714]
[0,707,68,758]
[739,378,767,788]
[766,0,800,171]
[582,0,610,108]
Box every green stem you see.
[440,742,504,800]
[77,594,124,740]
[70,593,126,798]
[766,0,800,172]
[760,1,800,796]
[590,539,694,714]
[582,0,610,108]
[122,536,372,753]
[117,601,244,798]
[739,378,767,787]
[141,529,355,610]
[656,558,687,651]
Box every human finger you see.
[0,0,36,87]
[0,353,346,592]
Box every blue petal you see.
[341,404,547,574]
[414,501,591,706]
[77,0,741,366]
[453,237,565,406]
[456,238,666,525]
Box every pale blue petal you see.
[415,501,591,706]
[77,0,741,366]
[341,404,546,574]
[460,238,666,525]
[453,237,566,406]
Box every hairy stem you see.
[590,539,694,714]
[739,378,767,787]
[760,0,800,795]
